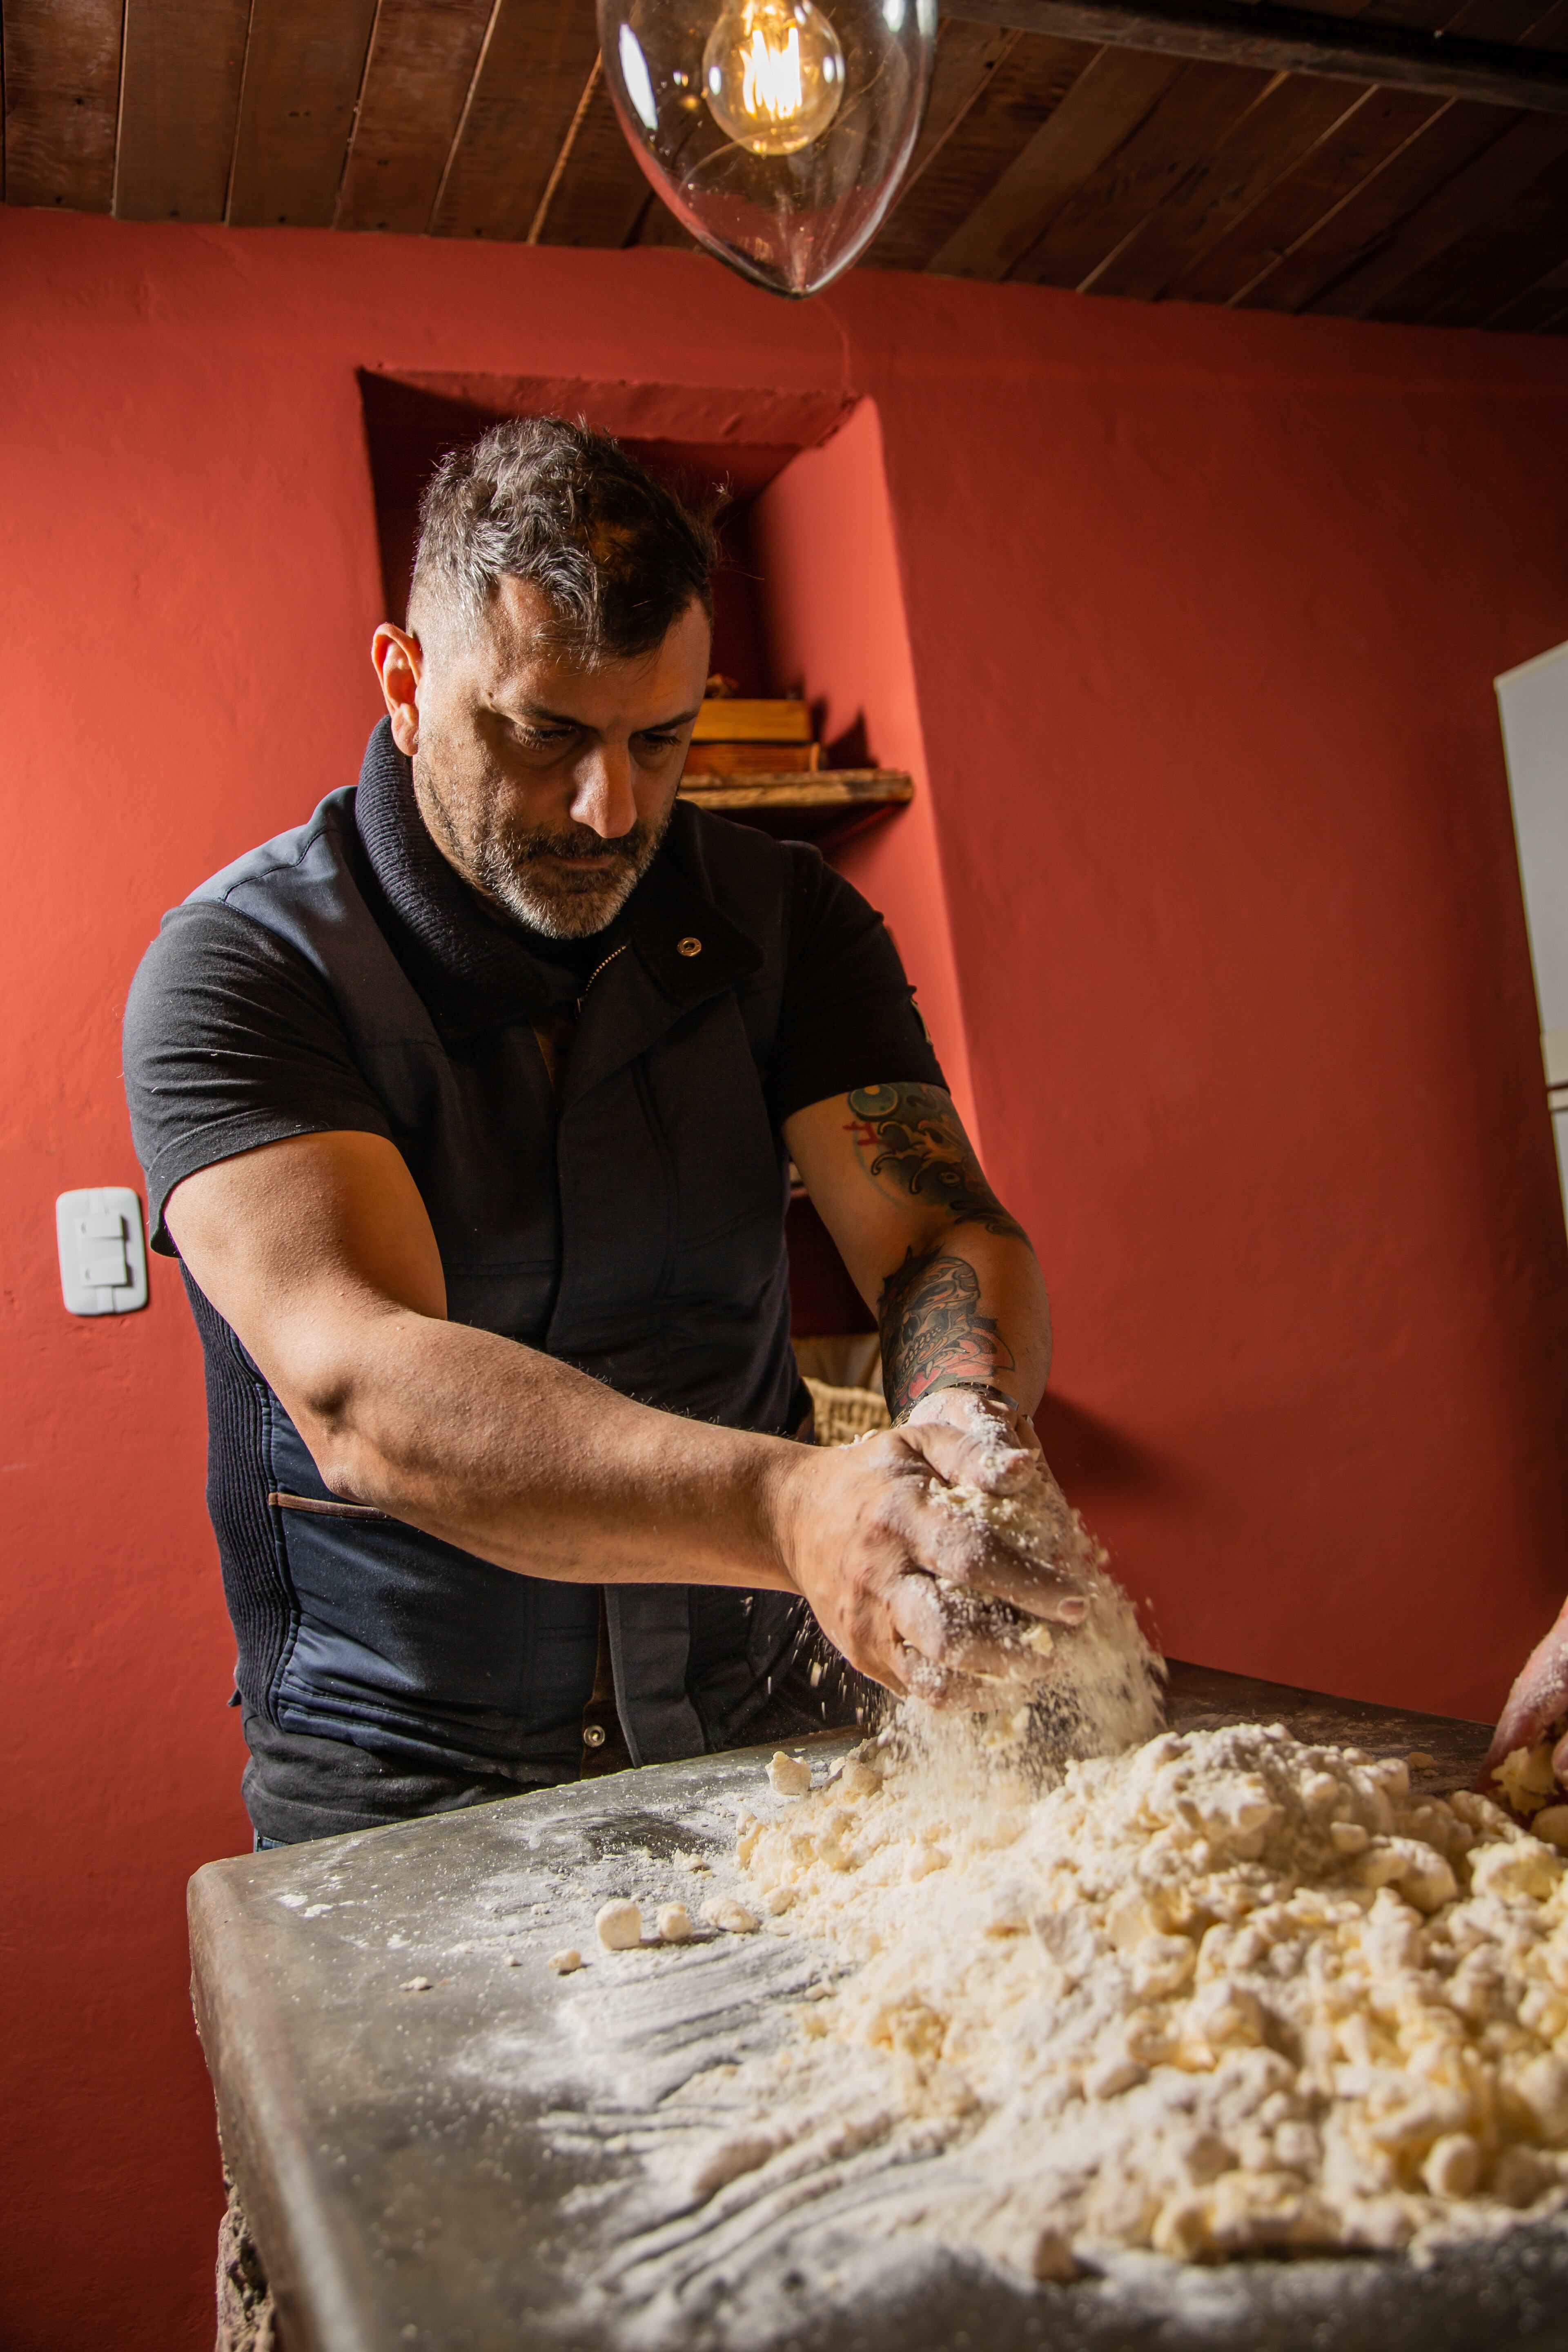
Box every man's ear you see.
[372,624,423,757]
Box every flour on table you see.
[644,1478,1568,2283]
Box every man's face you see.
[383,577,712,940]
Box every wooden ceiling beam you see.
[866,29,1099,271]
[946,0,1568,113]
[530,62,650,248]
[227,0,380,228]
[1388,143,1568,321]
[2,0,122,211]
[861,19,1029,264]
[428,0,600,241]
[1088,74,1377,301]
[927,46,1180,277]
[1232,100,1512,307]
[335,0,497,235]
[1482,241,1568,323]
[1307,105,1568,307]
[1008,55,1279,286]
[114,0,249,223]
[1169,87,1457,303]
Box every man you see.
[125,418,1080,1848]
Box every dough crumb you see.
[656,1902,693,1943]
[701,1895,760,1934]
[548,1948,584,1975]
[398,1977,432,1993]
[595,1901,643,1951]
[1493,1741,1559,1815]
[1425,2134,1481,2199]
[768,1752,812,1797]
[1408,1749,1437,1769]
[1534,1804,1568,1852]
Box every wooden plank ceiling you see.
[1,0,1565,331]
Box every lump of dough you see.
[1533,1804,1568,1853]
[595,1900,643,1951]
[657,1902,693,1943]
[701,1895,761,1933]
[1493,1742,1560,1816]
[1423,2133,1481,2198]
[548,1948,583,1974]
[768,1752,812,1797]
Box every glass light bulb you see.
[702,0,845,158]
[599,0,935,298]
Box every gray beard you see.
[421,786,672,940]
[472,837,652,939]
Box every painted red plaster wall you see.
[1,210,1566,2347]
[853,290,1568,1715]
[751,400,980,1135]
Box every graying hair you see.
[408,415,718,659]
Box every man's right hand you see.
[769,1419,1091,1708]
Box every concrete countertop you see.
[189,1662,1568,2352]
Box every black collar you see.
[350,719,761,1046]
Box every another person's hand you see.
[1479,1595,1568,1793]
[771,1407,1088,1709]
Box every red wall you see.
[2,209,1566,2349]
[752,399,980,1134]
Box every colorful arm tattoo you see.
[842,1085,1031,1420]
[879,1245,1019,1421]
[845,1084,1025,1241]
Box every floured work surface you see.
[189,1663,1568,2352]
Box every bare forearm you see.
[784,1084,1052,1427]
[281,1307,800,1591]
[880,1227,1051,1422]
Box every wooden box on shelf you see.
[681,693,912,848]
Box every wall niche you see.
[356,369,972,1353]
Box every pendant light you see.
[598,0,936,298]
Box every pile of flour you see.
[915,1459,1165,1757]
[647,1483,1568,2284]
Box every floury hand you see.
[770,1417,1089,1708]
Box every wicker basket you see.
[804,1377,892,1449]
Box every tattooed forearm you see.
[879,1245,1018,1421]
[846,1084,1026,1241]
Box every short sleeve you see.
[765,848,947,1127]
[123,902,395,1253]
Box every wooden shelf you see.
[677,768,913,849]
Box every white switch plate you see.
[56,1187,149,1315]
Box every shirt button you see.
[582,1723,608,1748]
[677,936,702,958]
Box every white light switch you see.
[56,1187,149,1316]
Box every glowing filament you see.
[702,1,845,157]
[742,23,804,125]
